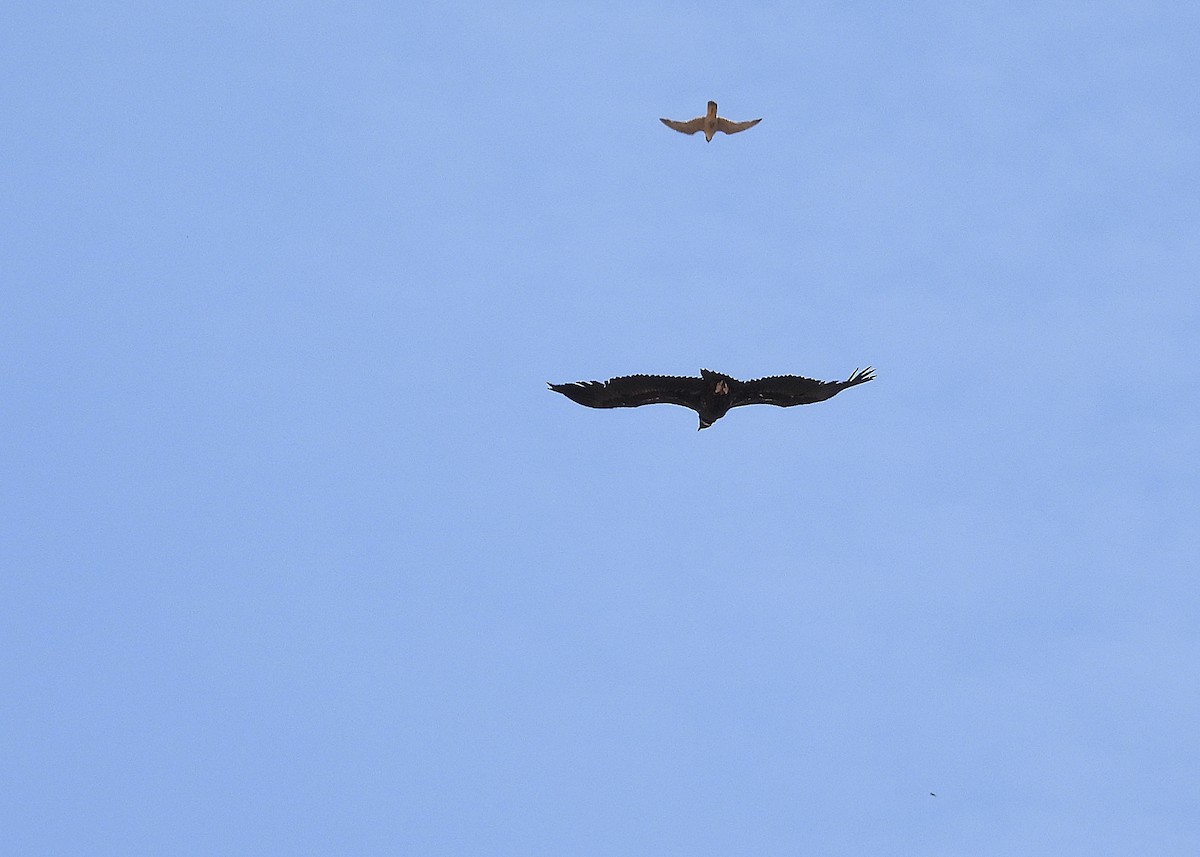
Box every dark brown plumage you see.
[548,367,874,430]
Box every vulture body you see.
[549,367,874,430]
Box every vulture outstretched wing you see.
[715,117,762,135]
[659,117,705,135]
[549,375,707,410]
[731,367,875,408]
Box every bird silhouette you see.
[660,101,762,142]
[550,368,874,430]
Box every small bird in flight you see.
[660,101,762,142]
[549,368,874,430]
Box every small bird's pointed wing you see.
[549,375,707,410]
[715,116,762,135]
[660,117,705,135]
[730,367,875,408]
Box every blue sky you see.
[3,2,1198,854]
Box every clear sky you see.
[3,2,1198,854]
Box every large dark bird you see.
[549,367,874,430]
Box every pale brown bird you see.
[660,101,762,142]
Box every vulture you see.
[549,367,874,430]
[660,100,762,142]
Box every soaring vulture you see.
[660,100,762,142]
[549,367,874,430]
